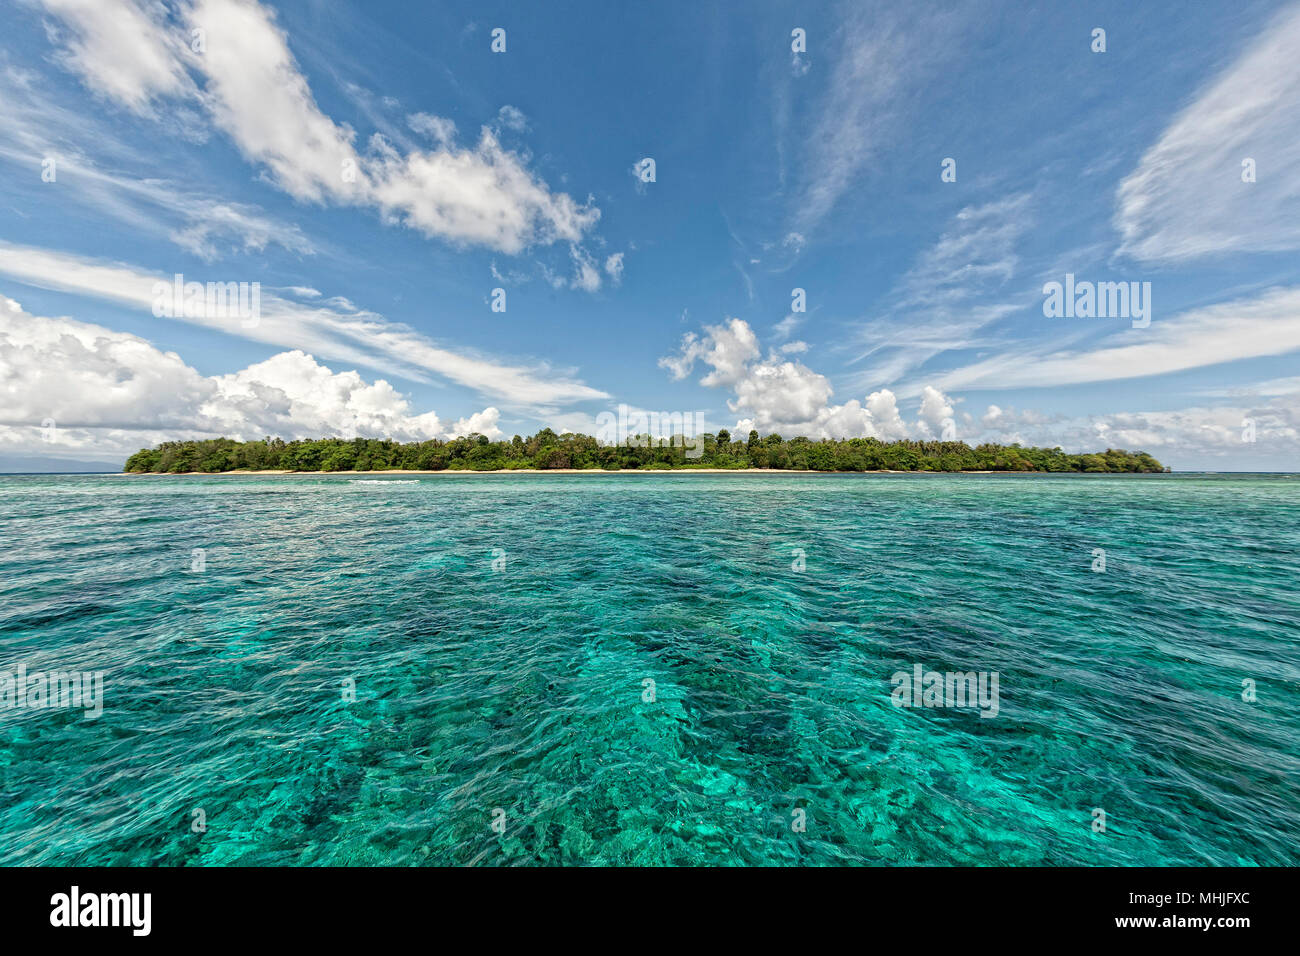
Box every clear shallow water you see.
[0,472,1297,866]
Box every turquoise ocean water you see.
[0,472,1296,866]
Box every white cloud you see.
[180,0,362,202]
[933,285,1300,391]
[37,0,601,256]
[863,388,909,440]
[407,112,457,146]
[970,396,1300,464]
[543,410,603,437]
[0,295,211,429]
[167,197,315,259]
[0,295,502,456]
[1195,375,1300,399]
[367,127,600,253]
[207,350,456,440]
[731,357,835,429]
[0,242,608,408]
[604,252,624,283]
[448,407,502,439]
[916,384,955,437]
[894,196,1029,308]
[660,317,760,387]
[495,105,528,132]
[661,317,952,440]
[39,0,195,115]
[772,313,802,341]
[1094,402,1297,455]
[568,245,601,292]
[1115,5,1300,262]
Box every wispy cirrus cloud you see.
[789,1,963,238]
[930,285,1300,391]
[1115,3,1300,262]
[0,64,311,260]
[0,241,608,409]
[848,194,1035,389]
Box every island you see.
[122,429,1168,473]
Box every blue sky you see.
[1,0,1299,469]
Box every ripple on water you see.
[0,472,1297,865]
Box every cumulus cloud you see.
[0,295,211,429]
[0,296,501,456]
[970,394,1300,463]
[206,350,460,440]
[660,317,954,439]
[916,384,955,438]
[659,317,760,387]
[659,317,1287,460]
[863,388,909,440]
[448,407,502,439]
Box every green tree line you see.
[123,429,1167,473]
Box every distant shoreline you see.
[122,435,1168,474]
[116,467,1039,476]
[13,469,1292,476]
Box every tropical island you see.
[123,430,1167,473]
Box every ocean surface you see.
[0,472,1297,866]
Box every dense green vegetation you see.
[123,430,1167,473]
